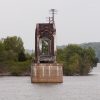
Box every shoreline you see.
[0,73,30,76]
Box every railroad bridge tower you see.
[35,23,56,63]
[31,9,63,83]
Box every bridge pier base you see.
[31,63,63,83]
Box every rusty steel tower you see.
[31,9,63,83]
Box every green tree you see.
[0,40,6,61]
[3,36,25,61]
[18,51,26,61]
[57,48,65,63]
[0,40,5,52]
[57,44,97,75]
[4,36,24,53]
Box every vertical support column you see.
[57,66,59,76]
[49,66,51,77]
[48,40,51,55]
[53,33,56,63]
[34,66,37,77]
[42,66,44,77]
[37,36,40,63]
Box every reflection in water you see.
[0,63,100,100]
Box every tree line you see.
[0,36,32,62]
[0,36,32,75]
[80,42,100,62]
[57,44,98,75]
[0,36,98,76]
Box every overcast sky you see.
[0,0,100,50]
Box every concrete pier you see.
[31,63,63,83]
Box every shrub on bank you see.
[9,60,31,76]
[0,36,32,76]
[57,44,98,76]
[0,60,31,76]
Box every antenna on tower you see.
[46,17,52,23]
[49,9,57,24]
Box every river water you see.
[0,64,100,100]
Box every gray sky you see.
[0,0,100,50]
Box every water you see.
[0,64,100,100]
